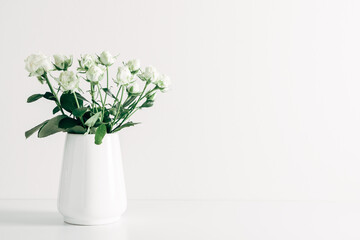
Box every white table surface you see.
[0,199,359,240]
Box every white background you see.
[0,0,360,201]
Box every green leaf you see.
[112,121,140,133]
[140,100,154,108]
[123,96,137,108]
[95,124,107,145]
[27,92,57,103]
[72,107,88,117]
[102,88,116,99]
[128,92,141,97]
[52,106,60,114]
[53,64,63,71]
[102,111,112,123]
[89,127,97,134]
[65,125,87,134]
[131,69,140,75]
[43,92,56,101]
[75,92,89,103]
[38,115,67,138]
[85,112,102,127]
[60,92,83,113]
[82,111,92,122]
[59,117,79,129]
[109,107,117,116]
[115,108,130,120]
[36,76,44,84]
[137,74,147,82]
[27,94,43,103]
[25,120,48,138]
[78,59,82,68]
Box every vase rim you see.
[66,132,118,136]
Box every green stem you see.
[112,85,122,108]
[97,84,105,121]
[73,92,85,125]
[106,67,109,88]
[139,87,158,101]
[90,83,95,110]
[115,82,149,128]
[104,66,109,105]
[90,83,99,113]
[111,86,124,128]
[44,74,65,115]
[119,107,138,127]
[134,82,148,108]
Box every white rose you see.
[99,51,115,66]
[126,59,140,72]
[115,65,134,85]
[140,66,158,83]
[58,71,79,92]
[25,53,53,76]
[127,83,141,94]
[86,65,105,83]
[53,54,73,70]
[80,54,96,69]
[155,74,171,92]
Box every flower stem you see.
[72,92,85,125]
[111,86,124,129]
[115,82,148,128]
[90,83,99,113]
[44,74,65,115]
[104,66,109,105]
[97,84,105,121]
[112,85,122,108]
[90,83,95,110]
[139,86,158,102]
[118,107,138,127]
[131,82,149,109]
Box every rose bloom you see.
[127,82,141,94]
[53,54,72,70]
[80,54,96,69]
[115,65,134,86]
[126,59,140,72]
[140,66,158,83]
[86,65,105,83]
[155,74,171,92]
[25,53,53,76]
[58,71,79,92]
[99,51,115,66]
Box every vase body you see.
[58,133,127,225]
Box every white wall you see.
[1,0,360,200]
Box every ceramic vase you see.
[58,133,127,225]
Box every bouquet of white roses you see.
[24,51,170,144]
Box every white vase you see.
[58,133,127,225]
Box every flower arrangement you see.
[24,51,170,144]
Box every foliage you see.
[24,52,170,144]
